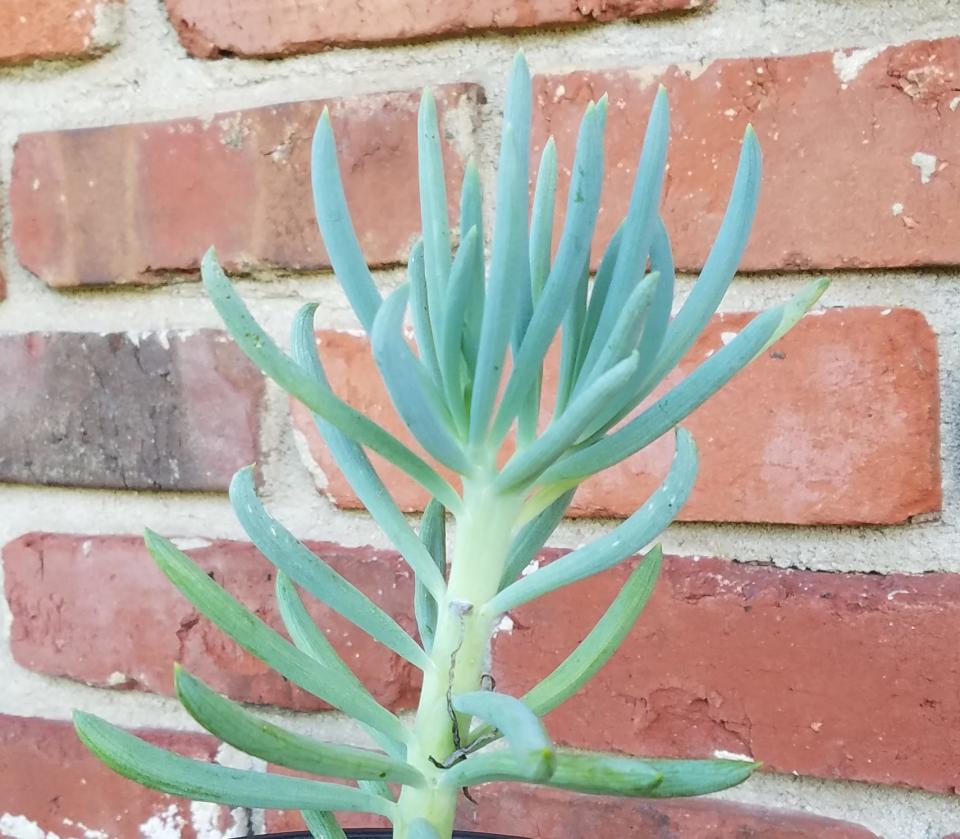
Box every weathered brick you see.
[534,37,960,270]
[4,533,420,711]
[456,786,880,838]
[7,535,960,792]
[493,553,960,794]
[163,0,706,59]
[265,773,879,837]
[11,85,481,288]
[0,1,123,65]
[0,713,239,839]
[0,331,263,491]
[291,308,941,526]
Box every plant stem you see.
[393,479,520,839]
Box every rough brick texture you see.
[6,536,960,793]
[292,308,941,526]
[10,85,481,287]
[493,552,960,794]
[267,789,879,837]
[0,1,122,65]
[0,331,263,491]
[0,714,238,839]
[4,533,420,711]
[534,37,960,270]
[163,0,706,59]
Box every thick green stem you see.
[393,480,519,839]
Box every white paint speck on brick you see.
[0,815,54,839]
[910,152,938,184]
[832,46,884,83]
[139,806,184,839]
[891,202,904,216]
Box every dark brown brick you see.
[0,331,263,491]
[10,86,482,288]
[4,533,420,711]
[534,37,960,271]
[291,308,941,526]
[0,713,238,839]
[163,0,706,59]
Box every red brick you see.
[10,85,481,288]
[534,37,960,270]
[493,553,960,794]
[0,331,263,491]
[0,714,239,839]
[3,533,420,711]
[456,786,879,838]
[0,1,122,65]
[291,308,941,526]
[7,534,960,792]
[163,0,706,59]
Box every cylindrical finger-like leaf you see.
[488,429,696,614]
[290,304,457,589]
[174,667,425,786]
[529,136,558,303]
[230,467,431,669]
[407,240,443,386]
[545,279,826,483]
[439,748,662,796]
[311,110,382,332]
[418,89,453,354]
[144,530,405,745]
[372,285,471,474]
[414,499,447,653]
[74,713,395,818]
[453,691,555,781]
[499,489,575,590]
[469,53,532,445]
[202,253,460,513]
[491,97,607,442]
[458,160,485,375]
[495,352,639,493]
[301,810,348,839]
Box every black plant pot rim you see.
[259,830,526,839]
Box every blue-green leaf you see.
[469,53,531,445]
[453,691,555,780]
[640,126,762,392]
[575,224,624,378]
[522,546,661,716]
[230,467,430,669]
[477,548,662,745]
[553,252,590,417]
[311,110,381,332]
[174,667,425,786]
[495,352,640,493]
[439,226,481,433]
[418,89,452,353]
[491,97,607,441]
[488,429,696,614]
[202,254,460,513]
[573,271,657,396]
[290,304,457,586]
[635,757,760,797]
[415,498,447,653]
[544,279,827,483]
[407,240,443,386]
[458,160,485,375]
[587,87,668,358]
[371,284,471,473]
[274,571,403,759]
[144,530,405,744]
[499,489,575,590]
[438,748,662,796]
[302,811,347,839]
[529,136,558,303]
[74,712,394,818]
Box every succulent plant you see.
[74,53,827,839]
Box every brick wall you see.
[1,2,959,838]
